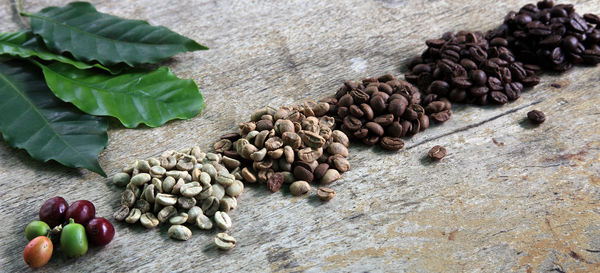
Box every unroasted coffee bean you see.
[201,196,220,216]
[527,110,546,124]
[214,211,232,230]
[428,145,447,160]
[114,206,129,222]
[168,225,192,241]
[290,181,311,196]
[214,233,236,250]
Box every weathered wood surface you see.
[1,0,600,272]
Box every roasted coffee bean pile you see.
[330,74,452,151]
[405,31,542,106]
[487,0,600,71]
[213,101,350,196]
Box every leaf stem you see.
[10,0,29,29]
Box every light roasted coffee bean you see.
[290,181,311,196]
[327,143,349,157]
[321,169,341,184]
[214,211,232,230]
[214,233,236,250]
[317,187,336,201]
[168,225,192,241]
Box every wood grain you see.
[1,0,599,272]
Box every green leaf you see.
[23,1,208,67]
[0,31,118,74]
[0,60,108,176]
[35,61,204,128]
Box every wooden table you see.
[1,0,599,272]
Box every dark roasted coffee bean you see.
[487,76,504,90]
[469,70,487,86]
[422,94,438,106]
[522,76,541,87]
[344,81,358,91]
[448,88,467,102]
[426,39,446,48]
[349,104,364,118]
[386,122,403,138]
[338,94,354,108]
[583,49,600,64]
[360,103,375,120]
[527,109,546,124]
[504,82,523,100]
[469,46,488,63]
[365,122,384,136]
[490,37,508,47]
[342,115,362,131]
[380,137,404,151]
[369,95,387,114]
[509,63,527,81]
[429,80,450,95]
[584,13,600,24]
[352,128,368,139]
[428,145,447,160]
[469,86,489,97]
[569,14,588,33]
[489,91,508,104]
[412,64,431,75]
[373,114,394,126]
[452,77,473,89]
[460,58,478,70]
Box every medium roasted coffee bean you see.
[527,110,546,124]
[365,122,384,136]
[267,172,285,192]
[369,95,387,113]
[380,137,404,151]
[317,187,336,201]
[428,145,447,160]
[430,110,452,123]
[343,115,362,131]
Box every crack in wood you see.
[406,99,543,150]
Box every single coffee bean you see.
[365,122,384,136]
[157,206,177,223]
[313,163,330,180]
[317,187,336,201]
[168,225,192,241]
[125,208,142,224]
[267,172,285,192]
[428,145,447,160]
[527,110,546,124]
[214,211,232,230]
[113,206,129,222]
[290,181,311,196]
[112,173,130,187]
[321,169,340,184]
[293,166,314,183]
[196,214,213,230]
[140,213,159,229]
[214,233,236,250]
[186,206,202,225]
[380,137,404,151]
[201,196,220,216]
[169,212,188,225]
